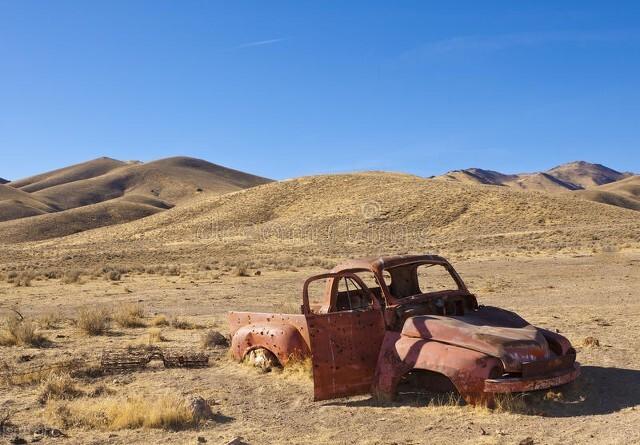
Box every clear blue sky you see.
[1,1,639,181]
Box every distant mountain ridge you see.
[0,178,8,184]
[434,161,637,211]
[435,161,632,191]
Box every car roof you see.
[331,254,450,274]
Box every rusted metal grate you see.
[101,346,209,373]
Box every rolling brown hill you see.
[0,184,59,222]
[10,157,127,193]
[8,172,636,268]
[575,175,640,211]
[24,156,271,211]
[0,156,271,239]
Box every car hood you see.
[401,306,551,372]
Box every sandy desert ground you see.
[1,251,639,445]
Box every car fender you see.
[372,332,502,400]
[231,322,310,365]
[538,327,574,355]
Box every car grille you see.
[521,353,576,378]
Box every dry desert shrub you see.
[166,265,180,276]
[42,269,62,279]
[38,373,83,404]
[77,307,111,335]
[4,271,18,283]
[170,317,195,330]
[62,269,82,284]
[113,303,146,328]
[144,265,181,276]
[150,314,170,326]
[13,270,36,287]
[0,317,49,347]
[46,394,196,430]
[582,336,600,347]
[200,330,229,349]
[105,270,121,281]
[234,263,250,277]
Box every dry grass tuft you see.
[170,317,196,330]
[582,336,600,347]
[234,263,250,277]
[0,317,49,347]
[46,394,196,430]
[281,356,313,380]
[39,312,63,329]
[147,328,166,343]
[62,269,82,284]
[425,392,464,408]
[490,393,529,413]
[77,307,111,336]
[150,314,170,327]
[38,373,83,404]
[113,303,146,328]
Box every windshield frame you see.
[378,259,469,305]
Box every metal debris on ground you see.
[101,346,209,373]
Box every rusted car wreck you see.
[228,255,579,404]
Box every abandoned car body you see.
[228,255,579,403]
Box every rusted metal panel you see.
[228,312,310,344]
[401,307,550,372]
[230,322,310,365]
[307,310,385,400]
[372,332,503,399]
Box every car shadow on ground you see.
[322,366,640,417]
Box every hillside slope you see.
[0,197,165,242]
[10,157,127,193]
[0,178,8,184]
[0,156,272,237]
[0,184,59,222]
[575,176,640,211]
[12,173,637,267]
[28,156,271,210]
